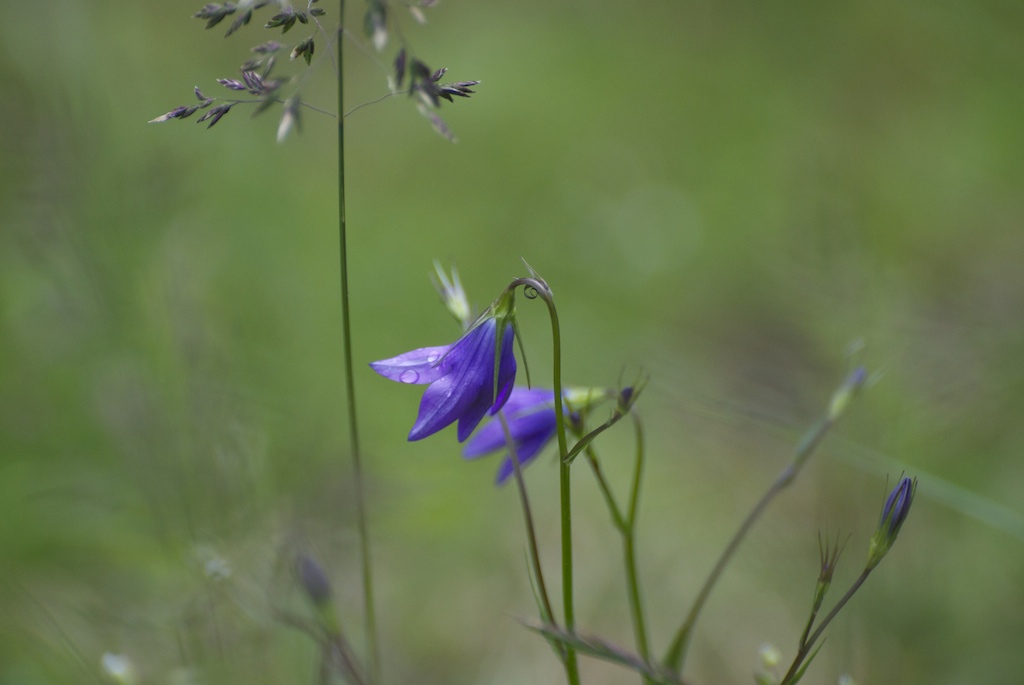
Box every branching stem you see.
[780,568,873,685]
[582,415,652,684]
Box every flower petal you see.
[456,322,517,440]
[463,388,555,458]
[461,386,560,485]
[488,324,518,416]
[408,320,512,441]
[410,371,477,440]
[369,345,450,385]
[493,414,558,485]
[372,314,519,443]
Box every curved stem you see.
[527,281,580,685]
[336,5,378,683]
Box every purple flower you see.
[370,318,516,442]
[462,387,563,485]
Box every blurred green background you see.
[2,0,1023,683]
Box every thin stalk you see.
[498,413,558,630]
[329,631,369,685]
[536,285,581,685]
[627,415,645,526]
[583,427,652,683]
[558,437,580,684]
[622,535,650,676]
[624,415,650,669]
[336,6,378,683]
[796,598,818,653]
[583,448,624,527]
[272,609,367,685]
[780,568,872,685]
[663,417,836,675]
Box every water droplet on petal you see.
[426,353,439,363]
[399,370,419,383]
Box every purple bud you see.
[880,476,914,536]
[619,386,634,408]
[296,553,332,606]
[867,476,916,569]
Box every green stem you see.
[627,415,645,527]
[583,448,624,527]
[780,568,872,685]
[583,419,651,684]
[663,417,836,675]
[624,415,650,671]
[622,535,650,676]
[534,283,581,685]
[336,6,378,683]
[796,599,819,654]
[559,461,579,685]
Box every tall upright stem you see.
[534,285,581,685]
[558,461,579,684]
[336,5,378,683]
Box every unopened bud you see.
[432,262,473,330]
[827,366,868,422]
[297,553,332,606]
[754,643,782,685]
[813,530,844,611]
[867,476,916,569]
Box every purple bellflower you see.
[463,387,564,485]
[370,317,516,442]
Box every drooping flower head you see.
[463,388,561,485]
[370,293,517,442]
[463,386,614,485]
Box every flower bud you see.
[297,553,333,607]
[754,643,782,685]
[867,476,916,569]
[827,366,868,422]
[296,553,344,637]
[432,262,473,330]
[563,385,614,411]
[813,531,844,612]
